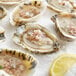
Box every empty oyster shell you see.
[51,13,76,41]
[47,0,76,13]
[13,23,60,54]
[0,26,5,41]
[10,0,46,26]
[0,6,7,19]
[0,0,25,5]
[0,49,37,76]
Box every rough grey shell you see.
[51,13,76,41]
[0,49,37,76]
[10,0,46,26]
[0,6,7,19]
[47,0,76,13]
[13,23,60,54]
[0,0,25,5]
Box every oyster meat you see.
[47,0,76,13]
[10,0,46,26]
[0,0,25,5]
[51,13,76,41]
[0,6,7,19]
[13,23,60,54]
[0,49,37,76]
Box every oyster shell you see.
[10,0,46,26]
[0,26,5,41]
[0,6,7,19]
[13,23,60,54]
[69,0,76,9]
[51,13,76,41]
[0,49,37,76]
[47,0,76,13]
[0,0,25,5]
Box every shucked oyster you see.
[0,49,37,76]
[0,6,7,19]
[51,13,76,41]
[13,23,60,54]
[47,0,76,13]
[0,0,25,5]
[10,0,46,26]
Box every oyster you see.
[0,49,37,76]
[47,0,76,13]
[13,23,60,54]
[10,0,46,26]
[0,6,7,19]
[0,26,5,41]
[0,0,25,5]
[51,13,76,41]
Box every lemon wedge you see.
[50,54,76,76]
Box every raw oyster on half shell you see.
[0,49,37,76]
[51,13,76,41]
[13,23,60,54]
[10,0,46,26]
[47,0,76,14]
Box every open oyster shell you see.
[0,6,7,19]
[10,0,46,26]
[51,13,76,41]
[13,23,60,54]
[0,26,5,42]
[0,49,37,76]
[0,0,25,5]
[47,0,76,13]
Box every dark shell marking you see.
[0,49,37,70]
[0,33,5,40]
